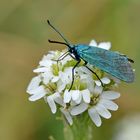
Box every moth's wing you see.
[76,45,134,82]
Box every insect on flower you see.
[47,20,135,91]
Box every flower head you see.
[27,40,120,127]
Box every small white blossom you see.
[88,86,120,127]
[70,86,120,127]
[27,40,121,127]
[95,77,111,87]
[89,39,111,50]
[26,76,47,101]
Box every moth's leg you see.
[84,62,104,87]
[69,60,81,91]
[68,53,76,60]
[52,51,69,63]
[54,52,76,64]
[57,51,69,61]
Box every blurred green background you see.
[0,0,140,140]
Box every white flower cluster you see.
[27,40,120,127]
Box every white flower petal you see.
[71,90,80,102]
[70,100,77,107]
[74,94,82,104]
[95,104,111,119]
[100,99,118,111]
[78,66,91,75]
[60,108,73,125]
[39,59,54,67]
[27,76,41,93]
[81,89,91,103]
[41,53,54,61]
[80,74,89,80]
[53,92,65,107]
[70,103,88,115]
[95,77,110,87]
[57,80,66,92]
[29,93,45,101]
[94,86,103,94]
[88,107,102,127]
[57,76,66,93]
[33,67,49,73]
[98,42,111,50]
[87,78,95,93]
[45,95,57,114]
[42,72,53,85]
[101,77,111,84]
[59,69,72,86]
[101,91,120,100]
[28,85,45,95]
[51,76,59,83]
[95,80,101,86]
[64,90,71,103]
[28,86,46,101]
[89,40,97,47]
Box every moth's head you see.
[67,44,74,52]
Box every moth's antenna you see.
[47,20,71,48]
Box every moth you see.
[47,20,134,91]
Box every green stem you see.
[63,113,94,140]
